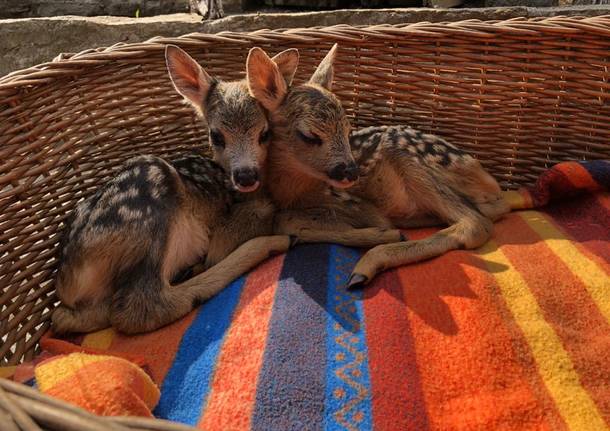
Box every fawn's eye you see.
[209,130,225,149]
[297,130,323,146]
[259,128,270,145]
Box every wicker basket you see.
[1,16,610,429]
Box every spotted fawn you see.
[51,45,299,335]
[246,44,509,288]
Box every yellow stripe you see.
[479,241,606,431]
[35,353,109,391]
[502,190,529,210]
[519,211,610,324]
[82,328,115,350]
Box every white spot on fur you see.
[148,165,164,183]
[118,206,143,221]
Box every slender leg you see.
[295,227,404,248]
[347,216,492,288]
[179,234,294,302]
[274,209,404,247]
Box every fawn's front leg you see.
[179,234,296,302]
[274,208,405,248]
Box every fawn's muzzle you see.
[233,167,260,192]
[328,162,359,184]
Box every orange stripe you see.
[494,213,610,424]
[107,310,198,384]
[197,255,284,431]
[395,242,559,430]
[555,162,599,190]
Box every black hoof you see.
[289,235,299,248]
[346,273,368,290]
[399,231,408,241]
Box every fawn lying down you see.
[51,46,300,335]
[52,45,402,335]
[247,44,510,288]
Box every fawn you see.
[51,45,300,335]
[52,45,401,335]
[246,44,510,288]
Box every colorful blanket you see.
[2,160,609,430]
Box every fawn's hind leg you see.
[110,235,295,334]
[274,209,404,248]
[51,299,111,335]
[347,215,492,288]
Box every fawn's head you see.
[246,44,357,189]
[165,45,299,192]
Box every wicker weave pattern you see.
[1,16,610,365]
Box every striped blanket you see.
[3,160,609,430]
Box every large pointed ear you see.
[247,47,288,111]
[271,48,299,87]
[165,45,214,114]
[309,43,338,90]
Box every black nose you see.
[328,162,359,182]
[233,168,259,187]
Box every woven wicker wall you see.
[1,17,610,364]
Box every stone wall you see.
[2,6,610,77]
[0,0,189,19]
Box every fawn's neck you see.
[266,141,326,209]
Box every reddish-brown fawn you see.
[246,44,509,288]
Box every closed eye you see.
[297,130,323,146]
[259,128,270,144]
[209,130,225,149]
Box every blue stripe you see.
[583,160,610,189]
[324,245,373,431]
[154,276,246,424]
[251,244,329,431]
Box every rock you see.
[0,14,202,76]
[482,0,558,6]
[0,0,189,19]
[2,5,610,78]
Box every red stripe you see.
[198,256,284,431]
[363,270,430,431]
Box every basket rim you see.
[1,14,610,96]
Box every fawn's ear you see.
[309,43,338,91]
[165,45,214,114]
[247,47,288,111]
[271,48,299,87]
